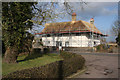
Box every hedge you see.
[60,51,76,59]
[24,48,50,61]
[3,51,85,79]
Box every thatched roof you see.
[36,20,107,36]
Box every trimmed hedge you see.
[60,51,76,59]
[62,56,85,77]
[3,60,62,78]
[60,51,85,77]
[3,51,85,78]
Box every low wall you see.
[3,51,85,79]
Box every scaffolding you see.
[35,19,107,53]
[41,30,102,46]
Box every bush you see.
[24,53,42,61]
[60,51,76,59]
[23,48,42,61]
[44,48,50,53]
[31,48,41,54]
[3,60,62,78]
[60,51,85,77]
[62,55,85,77]
[95,44,108,52]
[3,51,85,78]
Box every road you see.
[72,52,119,78]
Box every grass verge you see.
[2,53,62,76]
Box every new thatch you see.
[36,20,106,36]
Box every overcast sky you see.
[33,2,118,42]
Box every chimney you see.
[90,18,94,24]
[72,12,76,21]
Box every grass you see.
[2,53,63,76]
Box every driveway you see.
[72,52,119,78]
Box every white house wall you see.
[42,34,101,47]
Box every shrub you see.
[44,48,50,53]
[24,53,42,61]
[62,55,85,77]
[60,51,76,59]
[23,48,42,61]
[3,51,85,78]
[95,44,108,52]
[31,48,41,54]
[60,51,85,77]
[3,60,62,78]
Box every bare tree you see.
[112,20,120,36]
[29,2,87,34]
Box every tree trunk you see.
[3,47,19,63]
[25,45,31,55]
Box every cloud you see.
[73,2,118,18]
[54,2,118,21]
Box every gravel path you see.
[74,53,119,78]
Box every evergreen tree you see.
[2,2,36,63]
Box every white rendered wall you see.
[42,34,101,47]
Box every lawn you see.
[2,53,63,76]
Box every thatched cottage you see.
[35,13,107,48]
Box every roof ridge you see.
[42,19,103,35]
[45,20,83,25]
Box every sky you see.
[83,2,118,42]
[33,2,118,42]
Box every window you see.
[56,41,59,47]
[48,41,50,44]
[40,39,42,41]
[87,34,91,39]
[94,41,96,45]
[46,41,50,45]
[56,41,62,47]
[59,41,62,46]
[65,41,69,47]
